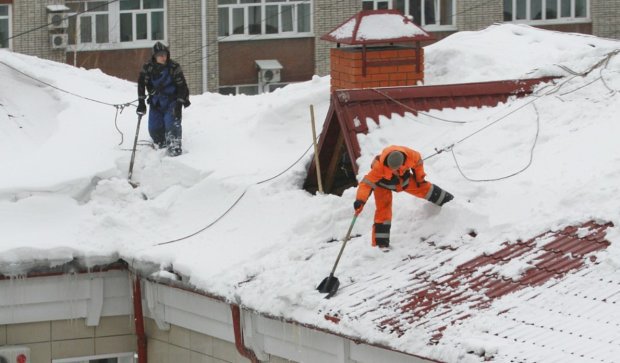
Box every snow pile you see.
[1,23,619,361]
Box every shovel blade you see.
[317,275,340,298]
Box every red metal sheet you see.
[323,222,613,344]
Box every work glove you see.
[136,99,147,115]
[353,199,365,214]
[173,101,183,120]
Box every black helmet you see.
[152,41,169,57]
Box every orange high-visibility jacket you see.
[355,145,428,202]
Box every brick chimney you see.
[321,10,433,93]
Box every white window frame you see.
[66,1,113,47]
[52,352,135,363]
[362,0,457,30]
[65,0,167,51]
[0,4,11,49]
[503,0,590,24]
[119,0,167,44]
[217,0,313,41]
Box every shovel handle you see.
[128,114,143,181]
[329,214,358,276]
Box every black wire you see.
[451,103,540,182]
[0,59,133,108]
[2,0,121,43]
[154,142,315,246]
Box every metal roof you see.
[323,221,617,360]
[321,10,434,45]
[304,77,556,194]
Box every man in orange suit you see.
[354,145,454,248]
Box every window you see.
[120,0,165,42]
[218,0,312,39]
[0,4,10,49]
[66,1,110,45]
[504,0,589,22]
[219,84,260,95]
[362,0,455,28]
[52,352,135,363]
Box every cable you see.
[372,89,468,124]
[450,103,540,182]
[154,142,315,246]
[2,0,120,43]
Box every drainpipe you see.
[132,274,148,363]
[231,304,260,363]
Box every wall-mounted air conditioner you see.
[48,13,69,29]
[256,59,283,84]
[0,346,31,363]
[51,33,69,49]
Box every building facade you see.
[0,0,618,95]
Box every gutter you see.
[231,304,260,363]
[132,274,148,363]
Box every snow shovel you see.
[317,213,359,299]
[127,114,143,188]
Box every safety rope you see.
[153,142,315,246]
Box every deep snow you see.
[1,23,619,361]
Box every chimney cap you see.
[321,10,434,46]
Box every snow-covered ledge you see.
[0,270,131,325]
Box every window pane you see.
[297,3,310,32]
[546,0,557,19]
[575,0,586,17]
[96,14,109,42]
[248,6,261,35]
[0,19,8,48]
[232,7,244,34]
[362,1,374,10]
[440,0,453,25]
[266,5,278,34]
[120,0,140,10]
[151,11,164,39]
[136,13,147,39]
[531,0,542,19]
[516,0,526,19]
[218,0,237,4]
[120,13,133,41]
[377,1,389,9]
[66,2,85,12]
[81,16,93,43]
[240,0,260,3]
[238,85,258,95]
[560,0,571,17]
[218,7,229,36]
[503,0,512,21]
[219,87,236,95]
[68,17,77,44]
[144,0,164,9]
[424,0,436,24]
[0,5,9,16]
[409,0,422,24]
[394,0,405,14]
[88,2,109,11]
[281,5,293,32]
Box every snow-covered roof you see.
[321,10,433,45]
[1,23,620,362]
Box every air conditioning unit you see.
[255,59,283,84]
[51,34,68,49]
[48,13,69,29]
[0,346,31,363]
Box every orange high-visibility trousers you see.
[371,181,433,247]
